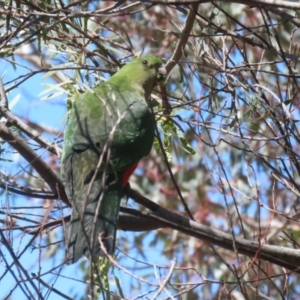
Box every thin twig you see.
[151,259,176,299]
[0,122,70,206]
[32,273,73,300]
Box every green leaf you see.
[115,276,124,299]
[92,257,111,299]
[168,120,196,155]
[179,136,196,155]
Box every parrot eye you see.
[142,60,148,65]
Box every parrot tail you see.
[66,181,122,264]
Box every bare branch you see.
[0,122,70,206]
[148,0,300,9]
[165,3,199,72]
[127,188,300,271]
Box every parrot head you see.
[112,55,167,99]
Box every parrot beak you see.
[157,66,167,80]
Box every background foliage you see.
[1,0,300,299]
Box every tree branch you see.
[148,0,300,10]
[0,122,70,206]
[165,3,199,72]
[126,188,300,272]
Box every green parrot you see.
[61,56,166,264]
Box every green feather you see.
[61,56,166,264]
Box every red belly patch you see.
[122,162,139,187]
